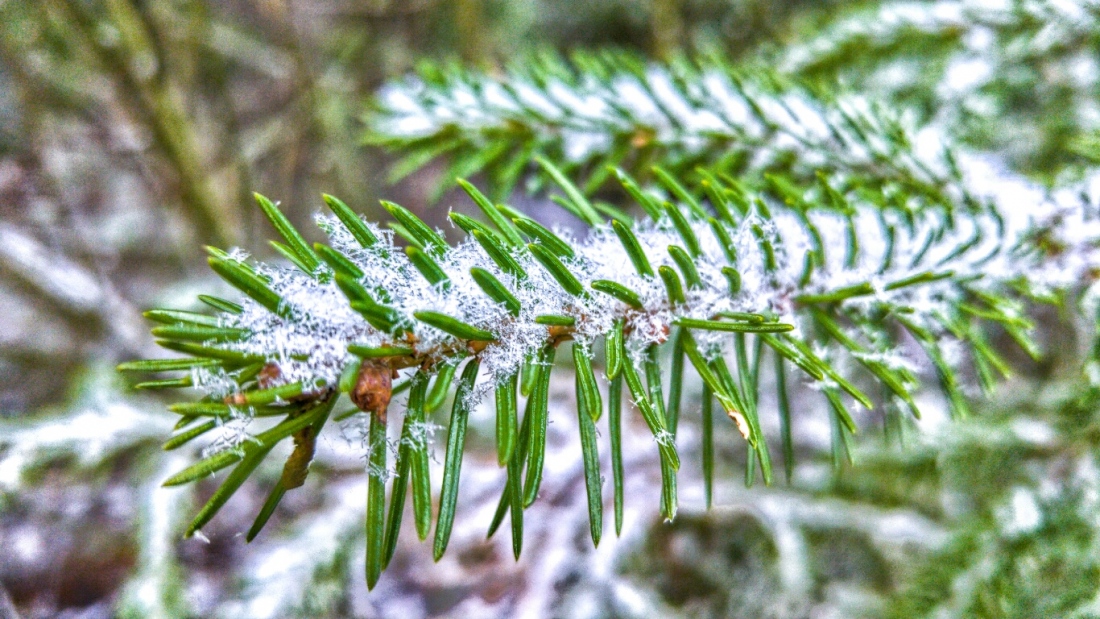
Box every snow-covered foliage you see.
[0,389,171,495]
[195,184,1092,400]
[365,50,954,201]
[125,149,1099,587]
[777,0,1100,181]
[11,2,1100,616]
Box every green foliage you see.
[777,0,1100,183]
[365,49,959,203]
[40,2,1085,600]
[121,147,1092,589]
[856,377,1100,617]
[5,0,1099,615]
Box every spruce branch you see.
[122,168,1099,588]
[775,0,1100,180]
[365,49,958,203]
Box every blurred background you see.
[1,1,1099,617]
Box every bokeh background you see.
[2,1,1100,617]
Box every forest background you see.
[2,1,1100,618]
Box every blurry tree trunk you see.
[51,0,241,246]
[651,0,682,60]
[456,0,488,65]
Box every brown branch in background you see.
[455,0,488,65]
[48,0,240,246]
[171,1,260,246]
[651,0,683,60]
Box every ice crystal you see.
[403,420,442,452]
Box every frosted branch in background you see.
[365,51,958,201]
[777,0,1100,179]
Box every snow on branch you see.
[365,50,958,202]
[121,164,1100,587]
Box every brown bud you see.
[648,323,671,346]
[257,363,282,389]
[350,361,393,423]
[631,127,655,148]
[280,426,317,489]
[225,392,247,406]
[546,325,572,340]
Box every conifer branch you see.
[123,166,1099,587]
[776,0,1100,180]
[365,50,959,202]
